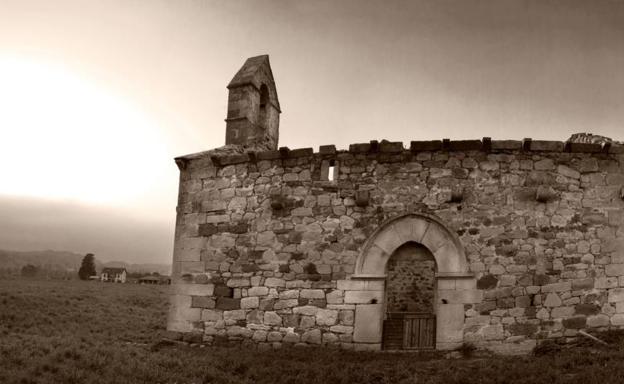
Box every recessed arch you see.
[354,213,468,276]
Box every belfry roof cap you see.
[227,54,280,111]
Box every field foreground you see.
[3,279,624,383]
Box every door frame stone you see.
[344,213,481,350]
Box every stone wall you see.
[169,138,624,353]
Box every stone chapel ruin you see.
[168,55,624,354]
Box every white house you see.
[100,267,127,283]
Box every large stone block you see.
[301,329,322,344]
[434,243,464,273]
[359,245,389,275]
[372,226,402,254]
[172,283,214,296]
[315,309,338,326]
[300,289,325,299]
[167,294,201,333]
[437,289,483,304]
[436,303,464,344]
[248,286,269,296]
[608,288,624,303]
[421,224,451,252]
[241,296,260,309]
[264,311,283,326]
[264,277,286,287]
[353,304,383,343]
[606,264,624,277]
[587,314,609,327]
[344,290,383,304]
[216,297,241,310]
[337,280,384,291]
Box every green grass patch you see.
[3,279,624,383]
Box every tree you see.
[78,253,96,280]
[21,264,39,278]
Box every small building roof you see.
[101,267,126,274]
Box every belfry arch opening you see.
[258,83,269,128]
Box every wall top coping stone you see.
[174,138,624,168]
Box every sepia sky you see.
[1,0,623,263]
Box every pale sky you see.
[0,0,623,263]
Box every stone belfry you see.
[225,55,281,150]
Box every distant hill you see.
[0,249,171,275]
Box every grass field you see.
[3,279,624,384]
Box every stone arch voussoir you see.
[355,213,468,276]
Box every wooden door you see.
[383,312,436,350]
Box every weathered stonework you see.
[168,56,624,354]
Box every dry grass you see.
[3,279,624,383]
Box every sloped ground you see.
[2,279,624,384]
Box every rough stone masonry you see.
[167,55,624,354]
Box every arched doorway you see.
[383,242,437,350]
[350,213,481,350]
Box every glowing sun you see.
[0,55,169,205]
